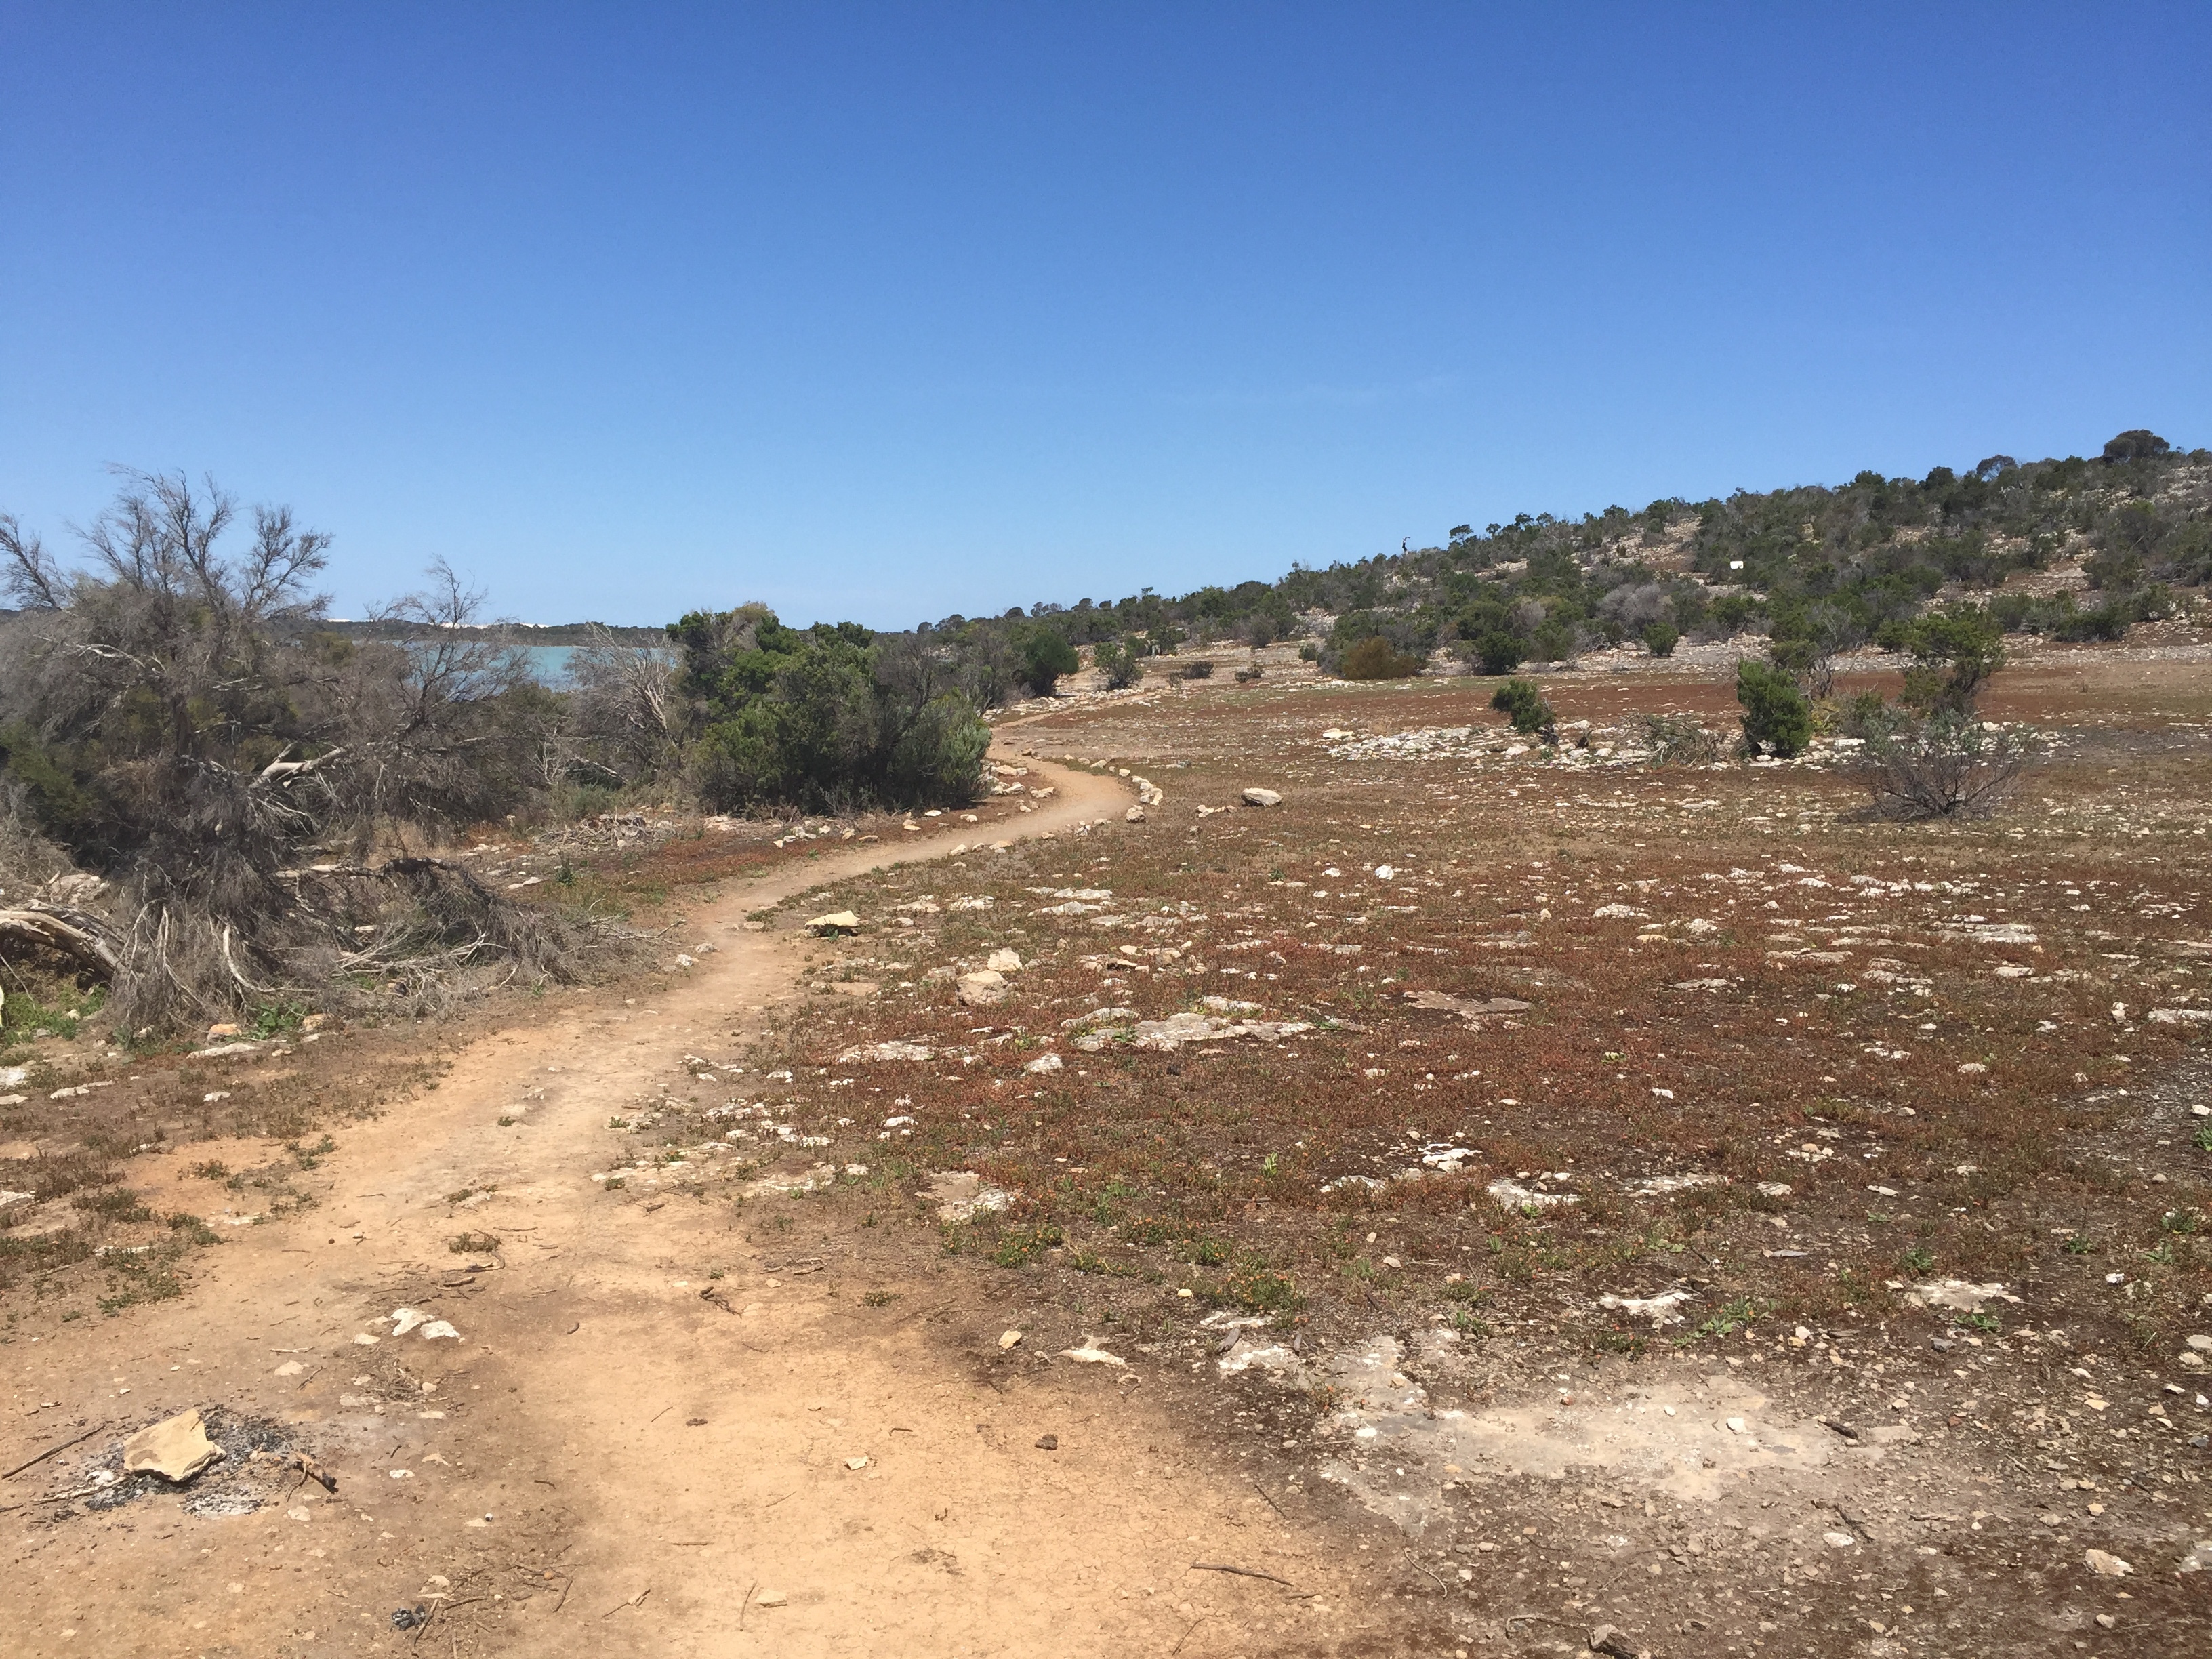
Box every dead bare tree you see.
[564,622,680,784]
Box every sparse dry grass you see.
[705,651,2212,1364]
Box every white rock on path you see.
[1059,1336,1128,1366]
[1488,1177,1579,1210]
[1022,1052,1063,1074]
[1599,1289,1695,1326]
[926,1170,1015,1223]
[985,948,1023,972]
[1899,1278,2020,1312]
[1240,787,1283,807]
[806,911,861,935]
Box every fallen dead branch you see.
[2,1422,108,1481]
[0,903,123,980]
[1187,1561,1298,1588]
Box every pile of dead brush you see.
[1,471,623,1029]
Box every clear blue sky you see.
[3,4,2206,628]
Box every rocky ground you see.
[3,641,2210,1656]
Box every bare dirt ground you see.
[7,648,2212,1659]
[3,751,1421,1658]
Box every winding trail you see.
[4,745,1387,1658]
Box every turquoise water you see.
[520,644,579,682]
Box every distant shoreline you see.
[315,618,665,645]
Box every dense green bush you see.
[1490,678,1554,737]
[1340,636,1425,680]
[670,605,989,813]
[1473,630,1524,675]
[1898,605,2005,715]
[1736,659,1813,757]
[1014,624,1079,696]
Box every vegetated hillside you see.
[945,428,2208,673]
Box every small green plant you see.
[165,1212,220,1246]
[1490,678,1555,737]
[1960,1311,2001,1334]
[73,1188,152,1223]
[2160,1208,2202,1235]
[190,1160,230,1181]
[1692,1295,1758,1340]
[2194,1121,2212,1153]
[861,1288,901,1307]
[988,1223,1063,1268]
[2063,1233,2094,1254]
[248,1000,309,1040]
[1223,1261,1300,1315]
[449,1231,501,1255]
[1902,1246,1936,1273]
[96,1241,186,1314]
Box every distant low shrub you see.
[1531,617,1576,662]
[1861,711,2039,819]
[1297,642,1320,661]
[1898,605,2005,716]
[1641,621,1679,657]
[1094,638,1145,689]
[1340,636,1424,680]
[1736,659,1812,757]
[1490,678,1555,737]
[1832,689,1898,739]
[1635,712,1718,764]
[1179,659,1214,680]
[1473,631,1524,675]
[1709,593,1761,636]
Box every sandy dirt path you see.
[3,748,1395,1658]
